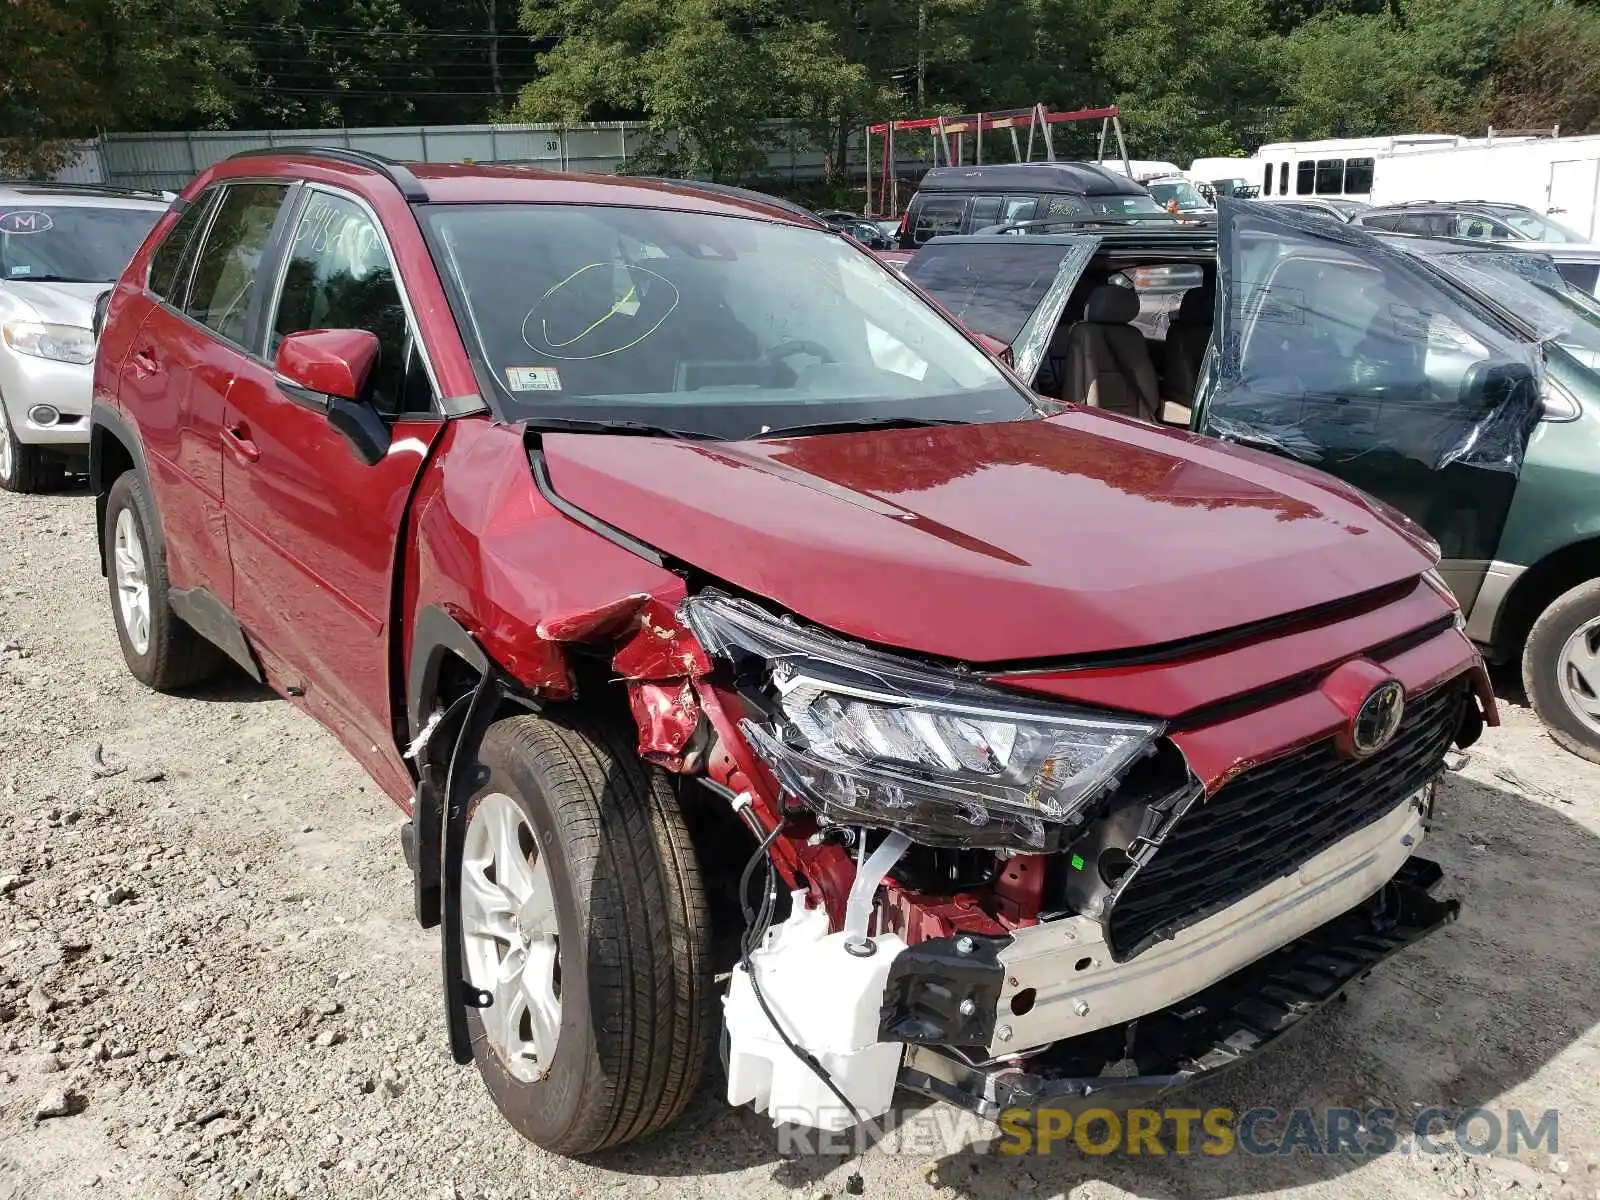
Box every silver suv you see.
[1,183,167,492]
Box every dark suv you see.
[1356,200,1588,243]
[92,150,1489,1154]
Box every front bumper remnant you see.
[899,858,1456,1119]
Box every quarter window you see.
[269,190,428,417]
[184,183,290,345]
[148,192,216,303]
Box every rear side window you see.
[1296,162,1315,195]
[148,192,215,302]
[1556,260,1600,295]
[184,183,290,345]
[1262,163,1273,196]
[1397,214,1448,236]
[911,197,968,245]
[1344,158,1375,194]
[1315,159,1343,195]
[1003,196,1038,223]
[1279,162,1289,195]
[1361,213,1402,231]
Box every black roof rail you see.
[227,145,429,203]
[631,176,820,222]
[981,212,1204,235]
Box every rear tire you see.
[103,471,224,691]
[459,712,713,1155]
[0,400,64,494]
[1523,578,1600,765]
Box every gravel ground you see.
[0,481,1597,1200]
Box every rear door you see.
[901,235,1099,387]
[1195,202,1544,610]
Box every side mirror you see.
[274,329,391,466]
[1459,358,1538,418]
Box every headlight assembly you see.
[2,321,95,365]
[682,592,1163,851]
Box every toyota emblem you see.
[1352,681,1406,757]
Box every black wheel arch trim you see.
[91,403,160,576]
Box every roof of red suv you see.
[207,149,819,228]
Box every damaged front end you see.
[653,589,1485,1133]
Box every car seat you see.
[1163,285,1214,410]
[1062,285,1162,423]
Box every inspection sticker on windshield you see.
[505,366,562,392]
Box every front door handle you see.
[223,424,260,464]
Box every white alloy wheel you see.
[0,401,14,483]
[460,791,561,1082]
[113,507,151,656]
[1557,616,1600,736]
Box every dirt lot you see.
[0,481,1597,1200]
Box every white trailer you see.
[1368,135,1600,238]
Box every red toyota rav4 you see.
[91,149,1495,1154]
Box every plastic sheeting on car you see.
[1199,201,1548,564]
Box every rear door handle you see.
[223,424,260,464]
[132,348,159,377]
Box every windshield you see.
[0,205,161,283]
[1148,180,1212,213]
[424,204,1037,438]
[1431,249,1600,369]
[1500,210,1586,243]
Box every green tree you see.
[1,0,103,174]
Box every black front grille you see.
[1106,676,1467,959]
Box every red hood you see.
[539,412,1434,663]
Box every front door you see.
[221,186,443,792]
[902,235,1100,387]
[1195,202,1544,612]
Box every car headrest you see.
[1085,284,1139,325]
[1176,286,1214,325]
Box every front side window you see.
[185,183,290,345]
[0,204,161,284]
[1148,179,1212,212]
[426,203,1037,439]
[1502,210,1586,243]
[1003,196,1038,223]
[269,190,426,416]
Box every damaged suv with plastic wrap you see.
[91,152,1503,1155]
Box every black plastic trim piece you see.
[89,403,158,576]
[168,587,265,683]
[527,443,666,568]
[438,392,491,418]
[406,604,491,744]
[879,933,1006,1047]
[900,859,1459,1119]
[226,146,430,203]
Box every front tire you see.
[0,399,64,494]
[459,713,713,1155]
[1523,578,1600,764]
[103,471,223,691]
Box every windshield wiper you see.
[750,415,974,439]
[523,416,722,441]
